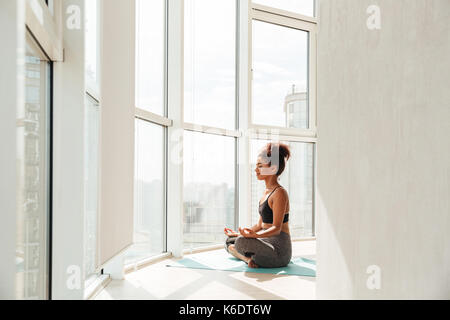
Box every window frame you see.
[251,2,317,22]
[127,117,168,266]
[16,0,59,300]
[83,92,102,284]
[26,0,63,61]
[16,29,53,300]
[246,1,318,238]
[248,2,317,137]
[129,0,170,267]
[82,0,103,289]
[181,0,240,251]
[131,0,319,258]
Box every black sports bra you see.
[258,186,289,224]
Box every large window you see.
[248,2,317,238]
[126,119,166,264]
[128,0,168,264]
[128,0,316,257]
[16,33,51,300]
[184,0,237,130]
[183,0,238,250]
[183,131,236,249]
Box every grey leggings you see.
[225,232,292,268]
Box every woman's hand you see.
[238,227,258,239]
[224,227,239,237]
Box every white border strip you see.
[124,252,173,274]
[183,122,241,138]
[135,107,173,127]
[251,3,318,25]
[251,6,317,32]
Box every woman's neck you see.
[264,177,280,190]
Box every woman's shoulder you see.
[273,186,289,199]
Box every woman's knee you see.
[225,236,237,253]
[234,236,247,252]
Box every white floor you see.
[94,240,316,300]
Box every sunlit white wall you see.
[317,0,450,299]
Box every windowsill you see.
[183,243,225,255]
[84,274,110,300]
[124,252,173,275]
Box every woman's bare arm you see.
[250,216,263,232]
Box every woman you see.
[224,142,292,268]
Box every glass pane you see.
[84,95,99,280]
[250,140,314,238]
[125,120,165,264]
[16,38,51,299]
[85,0,98,84]
[252,20,309,128]
[184,131,236,249]
[184,0,236,130]
[136,0,165,115]
[253,0,315,16]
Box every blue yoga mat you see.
[166,250,316,277]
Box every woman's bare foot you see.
[248,259,259,268]
[228,245,250,263]
[228,245,259,268]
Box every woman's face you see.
[255,156,277,180]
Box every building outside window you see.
[16,33,52,300]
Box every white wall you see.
[316,0,450,299]
[0,0,24,299]
[98,0,135,266]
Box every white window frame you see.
[81,0,104,294]
[15,29,53,300]
[83,91,102,286]
[133,0,240,256]
[181,0,240,253]
[130,0,171,265]
[244,1,318,238]
[19,0,63,300]
[25,0,63,61]
[131,0,319,260]
[248,2,317,136]
[129,115,169,269]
